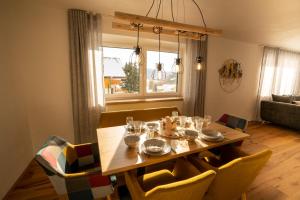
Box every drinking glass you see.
[179,116,187,128]
[147,127,154,139]
[126,116,133,130]
[133,121,143,135]
[203,115,212,128]
[172,111,179,117]
[194,118,204,131]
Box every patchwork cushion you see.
[217,114,247,132]
[218,114,229,124]
[35,136,113,199]
[227,116,240,129]
[272,94,293,103]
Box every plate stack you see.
[141,138,171,156]
[201,129,224,142]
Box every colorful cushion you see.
[35,136,114,199]
[217,114,247,132]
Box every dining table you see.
[97,121,249,176]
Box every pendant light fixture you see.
[129,23,144,66]
[196,34,203,70]
[151,26,166,80]
[172,31,183,73]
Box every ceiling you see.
[49,0,300,51]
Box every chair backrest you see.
[35,136,78,176]
[217,114,248,132]
[145,170,216,200]
[99,107,180,128]
[205,149,272,200]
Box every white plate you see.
[201,133,224,142]
[202,129,222,138]
[141,143,171,156]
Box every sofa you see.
[260,100,300,130]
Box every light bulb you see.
[135,54,140,64]
[175,64,180,73]
[172,58,183,73]
[197,62,202,70]
[196,56,203,70]
[157,71,162,80]
[130,47,144,66]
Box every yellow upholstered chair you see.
[99,107,180,128]
[189,148,272,200]
[125,158,216,200]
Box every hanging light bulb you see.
[151,26,167,80]
[196,34,203,70]
[173,58,181,73]
[172,31,183,73]
[129,23,144,66]
[196,56,203,70]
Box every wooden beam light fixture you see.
[112,0,222,40]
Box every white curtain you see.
[69,10,105,143]
[256,46,300,118]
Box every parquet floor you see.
[4,123,300,200]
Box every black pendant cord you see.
[192,0,207,30]
[198,34,202,58]
[137,24,140,47]
[156,0,162,19]
[146,0,155,17]
[171,0,175,22]
[177,32,180,59]
[158,31,161,63]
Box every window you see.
[103,47,139,95]
[103,46,181,100]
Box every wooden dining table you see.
[97,122,249,176]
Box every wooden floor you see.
[4,123,300,200]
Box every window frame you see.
[102,41,184,101]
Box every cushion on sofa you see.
[293,96,300,101]
[272,94,293,103]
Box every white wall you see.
[8,0,75,152]
[205,37,263,121]
[0,2,33,198]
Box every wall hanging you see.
[218,59,243,93]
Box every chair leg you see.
[106,195,112,200]
[241,192,247,200]
[58,194,69,200]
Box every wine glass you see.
[203,115,212,128]
[126,116,133,131]
[194,118,204,131]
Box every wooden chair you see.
[125,158,216,200]
[188,147,272,200]
[99,107,180,128]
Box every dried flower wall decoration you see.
[218,59,243,93]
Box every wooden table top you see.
[97,122,249,176]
